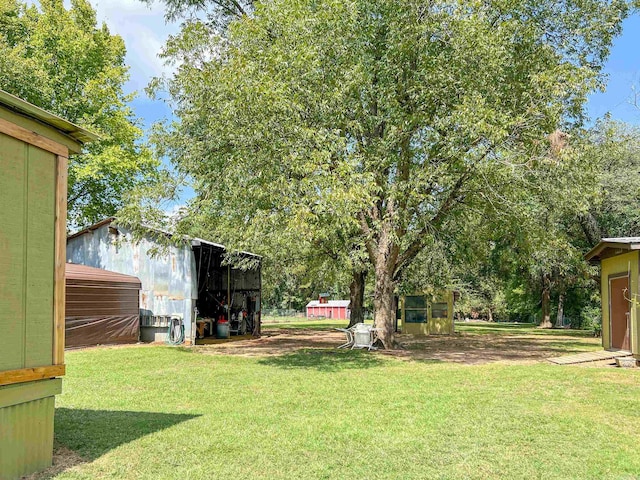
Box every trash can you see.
[217,318,230,339]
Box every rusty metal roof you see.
[66,217,116,241]
[66,263,141,288]
[68,217,262,259]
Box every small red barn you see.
[306,299,350,320]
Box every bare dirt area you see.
[194,327,602,365]
[21,445,86,480]
[195,328,342,357]
[385,332,601,365]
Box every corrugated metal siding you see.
[0,133,55,372]
[66,263,141,287]
[65,264,141,348]
[0,397,54,479]
[66,285,140,316]
[67,224,198,340]
[0,380,60,480]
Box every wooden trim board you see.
[0,378,63,408]
[0,117,69,157]
[0,365,65,387]
[53,155,68,365]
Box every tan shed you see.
[65,264,141,348]
[586,238,640,359]
[0,90,96,479]
[396,291,456,335]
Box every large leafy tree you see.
[578,119,640,243]
[451,121,640,330]
[153,0,627,347]
[0,0,158,227]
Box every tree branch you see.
[358,211,377,264]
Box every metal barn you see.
[66,218,262,345]
[0,90,96,479]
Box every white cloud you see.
[26,0,178,94]
[91,1,181,94]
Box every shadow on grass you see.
[257,348,384,371]
[55,408,200,460]
[411,359,446,365]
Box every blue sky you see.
[587,15,640,123]
[92,3,640,203]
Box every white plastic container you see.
[353,323,371,347]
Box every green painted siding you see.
[25,146,55,367]
[600,251,638,355]
[0,132,56,371]
[0,380,61,480]
[0,134,27,371]
[0,99,74,480]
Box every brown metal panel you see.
[65,315,139,348]
[66,286,140,316]
[66,263,142,286]
[64,264,140,348]
[610,275,630,351]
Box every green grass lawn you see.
[264,317,598,340]
[51,340,640,479]
[455,321,597,338]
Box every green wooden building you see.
[0,90,96,479]
[396,291,456,335]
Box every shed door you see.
[609,276,630,351]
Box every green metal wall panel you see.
[0,389,56,479]
[0,133,27,371]
[24,146,55,367]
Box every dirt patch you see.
[381,333,601,365]
[194,329,341,357]
[21,444,86,479]
[194,327,602,365]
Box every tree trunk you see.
[539,274,552,328]
[373,264,398,349]
[347,269,367,328]
[555,292,565,328]
[487,307,493,322]
[578,212,602,247]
